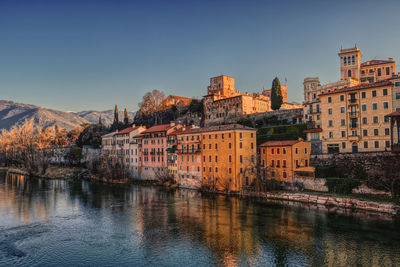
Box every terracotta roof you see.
[169,124,255,135]
[361,59,394,67]
[142,124,173,134]
[385,111,400,117]
[115,126,142,135]
[259,140,300,147]
[319,80,392,96]
[168,125,200,136]
[304,128,322,133]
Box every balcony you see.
[349,123,358,129]
[308,109,321,114]
[348,98,357,104]
[177,149,201,154]
[349,111,358,117]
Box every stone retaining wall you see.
[244,191,399,215]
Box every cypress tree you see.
[271,77,283,110]
[124,108,129,125]
[114,105,119,124]
[98,115,102,126]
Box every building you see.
[131,133,144,178]
[175,126,202,189]
[140,122,183,180]
[319,81,393,153]
[259,139,312,183]
[101,132,116,156]
[200,124,257,192]
[162,95,195,109]
[203,75,297,127]
[303,45,397,154]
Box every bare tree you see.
[138,90,166,115]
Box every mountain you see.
[0,100,89,131]
[76,110,136,126]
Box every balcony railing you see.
[177,149,201,154]
[349,123,358,128]
[349,111,358,116]
[309,109,321,114]
[348,98,357,104]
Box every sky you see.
[1,0,400,112]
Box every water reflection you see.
[1,172,400,266]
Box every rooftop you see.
[319,80,392,96]
[115,126,143,135]
[142,124,174,134]
[361,59,394,67]
[259,140,301,147]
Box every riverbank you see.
[241,191,400,215]
[2,166,399,215]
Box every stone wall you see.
[244,191,399,215]
[249,108,303,125]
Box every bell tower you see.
[338,45,362,81]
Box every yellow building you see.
[259,139,312,182]
[320,81,393,153]
[200,124,257,192]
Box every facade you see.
[200,124,257,192]
[319,81,393,153]
[131,133,144,178]
[140,122,183,180]
[203,75,295,127]
[259,140,312,183]
[101,132,116,156]
[303,45,397,154]
[162,95,194,109]
[176,127,202,189]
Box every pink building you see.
[140,122,182,180]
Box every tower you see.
[338,45,362,81]
[207,75,236,97]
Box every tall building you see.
[303,45,397,154]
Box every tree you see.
[189,99,203,115]
[76,124,110,148]
[138,89,166,115]
[54,124,60,145]
[114,105,119,124]
[271,77,283,110]
[124,108,129,125]
[98,115,102,126]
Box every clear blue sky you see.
[1,0,400,111]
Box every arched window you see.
[344,57,347,64]
[348,70,352,77]
[352,55,355,63]
[348,56,351,64]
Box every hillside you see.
[77,110,136,126]
[0,100,89,130]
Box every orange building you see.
[259,139,312,183]
[200,124,257,192]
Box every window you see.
[372,90,377,97]
[239,142,242,149]
[385,128,390,135]
[342,142,346,149]
[372,103,377,110]
[340,95,344,101]
[395,82,400,87]
[215,167,218,173]
[363,117,367,124]
[328,108,332,115]
[283,148,286,154]
[228,143,232,149]
[383,89,388,96]
[305,160,308,167]
[304,147,308,154]
[386,67,390,75]
[277,160,280,167]
[271,148,274,154]
[229,168,232,174]
[240,155,243,163]
[228,133,231,138]
[277,148,280,154]
[328,97,332,103]
[362,104,366,111]
[397,93,400,100]
[340,107,345,113]
[209,144,211,149]
[251,143,254,149]
[221,133,224,140]
[374,129,379,136]
[375,141,379,148]
[329,132,333,138]
[352,55,355,63]
[373,116,379,124]
[363,129,368,136]
[239,133,243,139]
[344,57,347,64]
[384,116,389,123]
[329,120,333,127]
[283,172,287,179]
[229,155,232,163]
[341,119,346,126]
[362,92,366,98]
[215,155,218,162]
[341,131,346,137]
[283,160,287,168]
[377,69,381,76]
[209,155,211,162]
[348,70,352,77]
[214,134,218,139]
[295,148,298,154]
[271,160,275,167]
[364,141,368,148]
[296,160,299,167]
[215,143,218,149]
[383,102,389,109]
[203,156,206,162]
[386,141,391,148]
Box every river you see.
[0,172,400,266]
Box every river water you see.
[0,172,400,266]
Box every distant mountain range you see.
[0,100,136,131]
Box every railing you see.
[349,123,358,128]
[177,149,201,154]
[309,109,321,114]
[348,98,357,103]
[349,111,358,116]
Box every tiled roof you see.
[168,125,200,136]
[142,124,172,134]
[361,59,394,66]
[168,124,256,136]
[319,80,392,96]
[102,132,116,137]
[385,111,400,117]
[259,140,300,147]
[115,126,142,135]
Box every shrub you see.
[325,177,361,194]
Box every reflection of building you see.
[203,75,297,127]
[259,139,312,182]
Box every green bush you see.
[325,177,361,194]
